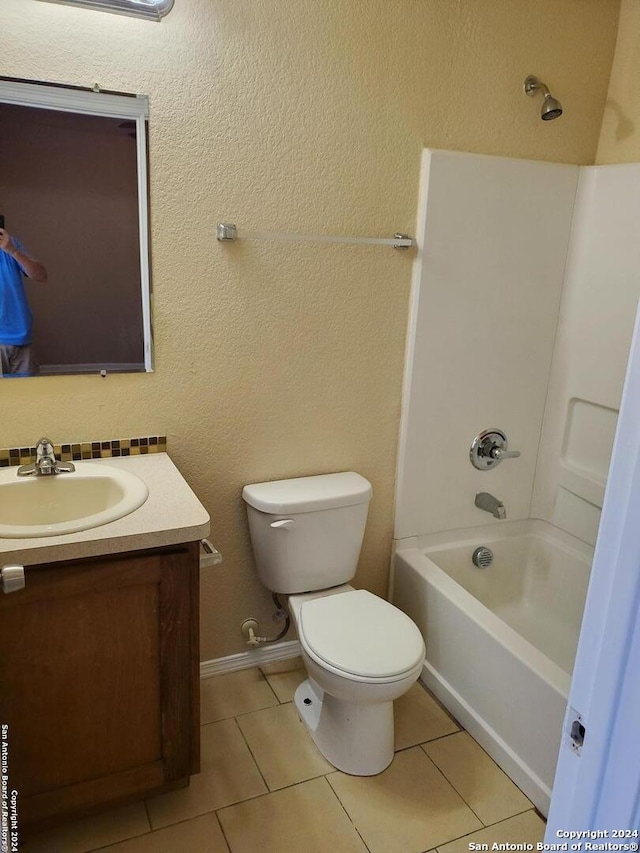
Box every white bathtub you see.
[391,519,593,816]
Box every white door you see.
[546,303,640,835]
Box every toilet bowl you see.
[289,585,425,774]
[242,471,425,775]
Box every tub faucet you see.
[475,492,506,520]
[17,437,75,476]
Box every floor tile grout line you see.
[82,824,154,853]
[200,666,282,724]
[137,809,222,836]
[260,673,306,705]
[432,807,544,852]
[214,809,234,853]
[144,719,276,823]
[417,680,463,726]
[256,666,283,705]
[418,746,487,830]
[419,740,534,827]
[206,706,333,804]
[481,806,543,828]
[232,714,271,793]
[420,728,463,744]
[214,774,349,821]
[206,695,290,725]
[36,809,152,853]
[325,757,504,853]
[323,772,374,853]
[83,809,233,853]
[427,730,535,804]
[201,699,280,726]
[142,798,152,833]
[394,727,463,753]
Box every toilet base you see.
[294,678,394,775]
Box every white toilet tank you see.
[242,472,372,594]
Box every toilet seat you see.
[297,590,425,682]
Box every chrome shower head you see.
[524,75,563,121]
[541,94,563,121]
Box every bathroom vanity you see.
[0,454,210,833]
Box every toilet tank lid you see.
[242,472,372,514]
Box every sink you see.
[0,462,149,538]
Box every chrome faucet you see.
[17,437,75,476]
[475,492,506,520]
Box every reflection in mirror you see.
[0,80,152,377]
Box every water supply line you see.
[242,593,290,647]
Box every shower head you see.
[524,75,563,121]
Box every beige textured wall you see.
[1,0,619,659]
[597,0,640,163]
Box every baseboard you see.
[200,640,301,678]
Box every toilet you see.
[242,471,425,776]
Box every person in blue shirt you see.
[0,225,47,377]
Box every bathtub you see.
[391,519,593,816]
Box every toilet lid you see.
[298,590,425,679]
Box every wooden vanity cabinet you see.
[0,541,200,833]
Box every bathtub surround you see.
[395,149,580,539]
[531,164,640,545]
[397,149,640,547]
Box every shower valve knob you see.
[470,429,520,470]
[489,446,521,461]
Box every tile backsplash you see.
[0,435,167,468]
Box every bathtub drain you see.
[472,546,493,568]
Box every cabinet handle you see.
[1,565,25,593]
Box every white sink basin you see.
[0,462,149,538]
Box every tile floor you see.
[22,658,546,853]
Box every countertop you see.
[0,453,210,566]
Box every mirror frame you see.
[0,78,153,373]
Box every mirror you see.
[0,79,152,377]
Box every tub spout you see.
[475,492,506,520]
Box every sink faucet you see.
[17,437,75,476]
[475,492,506,520]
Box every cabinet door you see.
[0,543,199,830]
